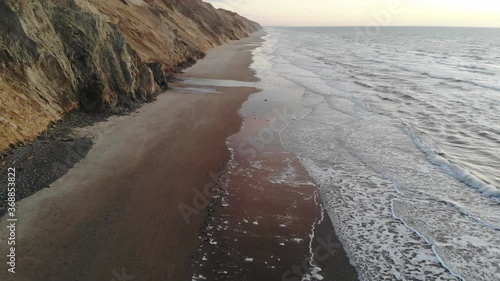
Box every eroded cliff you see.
[0,0,261,151]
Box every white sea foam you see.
[254,27,500,281]
[269,160,316,187]
[405,126,500,198]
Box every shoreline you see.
[188,32,359,280]
[0,32,264,281]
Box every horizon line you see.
[261,25,500,29]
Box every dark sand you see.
[0,33,262,281]
[0,112,109,217]
[189,107,358,281]
[186,36,359,280]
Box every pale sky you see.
[206,0,500,27]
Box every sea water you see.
[252,26,500,280]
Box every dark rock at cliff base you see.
[175,57,198,73]
[0,110,113,217]
[147,62,169,90]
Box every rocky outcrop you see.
[0,0,261,151]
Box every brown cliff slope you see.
[0,0,261,151]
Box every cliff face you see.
[0,0,261,151]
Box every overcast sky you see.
[206,0,500,27]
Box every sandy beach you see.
[0,33,263,281]
[0,29,359,281]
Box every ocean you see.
[251,27,500,280]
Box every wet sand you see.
[190,113,358,281]
[0,33,263,281]
[187,41,358,280]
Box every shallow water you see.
[185,48,358,281]
[257,27,500,280]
